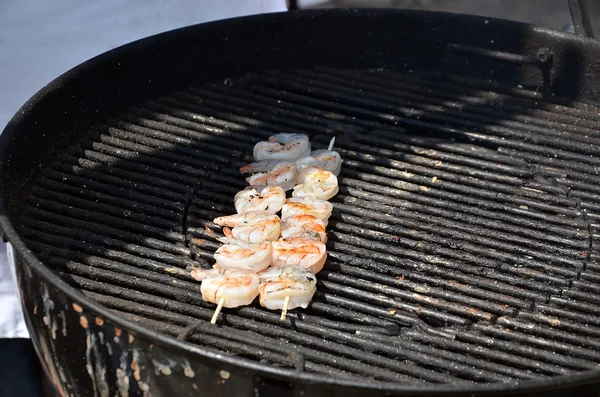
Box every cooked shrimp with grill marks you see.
[239,159,285,174]
[253,133,311,162]
[214,211,281,243]
[244,161,297,192]
[282,196,333,225]
[258,266,317,310]
[271,238,327,274]
[281,214,328,243]
[199,267,259,308]
[293,167,339,201]
[213,238,272,273]
[234,185,286,214]
[295,138,342,180]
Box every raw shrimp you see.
[214,238,272,273]
[253,133,311,162]
[258,266,317,310]
[292,167,339,201]
[271,238,327,274]
[245,162,297,192]
[200,268,259,308]
[281,197,333,225]
[281,214,328,243]
[295,138,342,181]
[234,185,286,214]
[214,211,281,243]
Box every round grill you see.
[20,67,600,385]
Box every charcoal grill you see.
[3,7,600,397]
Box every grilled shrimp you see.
[239,159,284,174]
[271,238,327,274]
[292,167,339,201]
[213,238,272,273]
[234,185,286,214]
[245,161,297,192]
[281,214,328,243]
[214,211,281,243]
[200,268,259,308]
[253,133,311,162]
[281,197,333,225]
[296,138,342,181]
[258,266,317,310]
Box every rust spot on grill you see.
[131,360,141,381]
[95,317,104,326]
[397,274,405,281]
[72,303,83,313]
[391,235,399,242]
[79,316,89,329]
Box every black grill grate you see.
[19,67,600,384]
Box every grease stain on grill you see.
[19,68,600,384]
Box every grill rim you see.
[2,8,600,395]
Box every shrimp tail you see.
[327,136,336,151]
[223,227,234,238]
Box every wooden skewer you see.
[211,297,225,324]
[280,295,290,322]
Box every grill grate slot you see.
[20,68,600,385]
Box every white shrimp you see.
[271,238,327,274]
[281,197,333,225]
[244,161,297,192]
[295,138,342,181]
[253,133,311,162]
[281,214,328,243]
[213,239,272,273]
[199,268,259,308]
[213,211,281,243]
[258,266,317,310]
[239,159,285,174]
[234,185,286,214]
[292,167,339,201]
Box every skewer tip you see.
[328,136,336,151]
[211,297,225,324]
[280,295,291,322]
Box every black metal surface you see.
[3,8,600,397]
[569,0,600,39]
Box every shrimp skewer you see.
[234,185,286,214]
[253,133,311,162]
[282,197,333,225]
[281,214,328,243]
[258,266,317,312]
[214,211,281,243]
[271,238,327,274]
[293,167,339,201]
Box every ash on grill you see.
[20,67,600,384]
